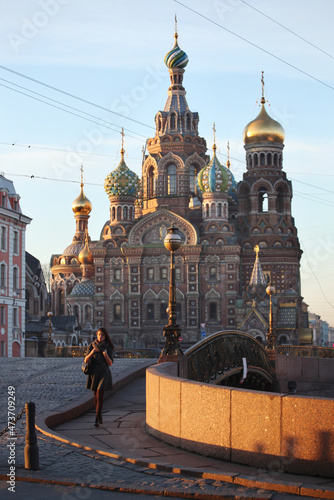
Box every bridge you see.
[180,330,274,390]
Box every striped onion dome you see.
[196,144,233,194]
[164,32,189,69]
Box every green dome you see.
[104,149,141,198]
[197,145,233,193]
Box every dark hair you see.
[96,328,114,349]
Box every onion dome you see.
[72,183,92,215]
[104,147,140,197]
[164,31,189,69]
[62,241,85,256]
[78,235,93,265]
[243,97,285,145]
[196,144,233,194]
[68,278,95,297]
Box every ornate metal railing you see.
[184,330,273,384]
[44,346,160,358]
[277,345,334,358]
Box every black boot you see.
[94,418,99,427]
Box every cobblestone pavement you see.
[0,358,332,499]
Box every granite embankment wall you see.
[146,361,334,478]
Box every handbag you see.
[81,361,93,375]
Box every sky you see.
[0,0,333,326]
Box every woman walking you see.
[84,328,114,427]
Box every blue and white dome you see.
[104,148,141,198]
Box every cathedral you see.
[50,30,310,349]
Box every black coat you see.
[84,340,113,391]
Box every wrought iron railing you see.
[44,346,160,358]
[183,330,273,384]
[277,345,334,358]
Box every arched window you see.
[267,153,272,166]
[129,206,133,220]
[123,206,128,220]
[249,155,252,167]
[260,153,265,165]
[254,154,258,166]
[189,165,196,193]
[276,186,284,213]
[217,203,222,216]
[111,206,116,221]
[147,303,155,321]
[58,289,64,315]
[74,305,79,320]
[274,153,278,166]
[117,206,122,221]
[148,166,154,198]
[170,113,176,130]
[160,303,168,321]
[158,116,162,132]
[0,263,6,287]
[259,187,268,212]
[85,304,91,323]
[206,204,209,218]
[167,165,176,194]
[13,267,18,290]
[186,114,191,130]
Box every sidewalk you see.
[1,358,334,499]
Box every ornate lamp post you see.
[158,224,183,363]
[46,311,53,356]
[266,283,276,350]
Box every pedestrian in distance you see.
[84,327,114,427]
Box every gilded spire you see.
[212,122,217,154]
[120,127,125,161]
[261,70,265,104]
[226,141,230,169]
[174,14,178,46]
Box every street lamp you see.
[266,283,276,350]
[46,311,53,356]
[158,224,183,363]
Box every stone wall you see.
[276,354,334,397]
[146,362,334,478]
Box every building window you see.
[13,268,18,290]
[160,303,168,321]
[167,165,177,195]
[1,195,5,207]
[0,263,6,287]
[13,308,18,326]
[13,232,19,254]
[147,268,154,281]
[148,166,155,198]
[209,267,217,280]
[176,303,182,321]
[114,268,121,281]
[114,304,121,321]
[14,200,18,211]
[259,187,268,212]
[0,305,5,325]
[175,267,181,281]
[147,303,155,321]
[209,302,217,320]
[160,267,168,280]
[0,227,6,251]
[0,341,5,356]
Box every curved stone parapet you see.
[146,362,334,478]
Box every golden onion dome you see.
[243,97,285,145]
[72,184,92,215]
[78,237,93,265]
